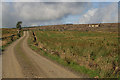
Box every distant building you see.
[88,24,100,27]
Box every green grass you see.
[28,40,99,77]
[1,29,23,51]
[28,30,119,78]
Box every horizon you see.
[1,22,119,29]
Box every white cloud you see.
[2,2,91,27]
[79,3,118,24]
[79,8,97,24]
[17,3,86,21]
[2,2,118,28]
[0,2,2,28]
[2,0,119,2]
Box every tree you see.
[16,21,22,37]
[16,21,22,30]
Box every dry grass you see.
[1,28,23,50]
[29,30,119,78]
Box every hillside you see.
[25,23,119,32]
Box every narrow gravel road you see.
[2,31,80,78]
[0,55,2,79]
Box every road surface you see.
[2,31,81,78]
[0,55,2,79]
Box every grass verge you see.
[28,36,100,78]
[1,31,23,52]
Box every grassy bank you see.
[28,30,119,78]
[1,28,23,51]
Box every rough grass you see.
[1,28,23,51]
[28,40,98,78]
[28,30,119,78]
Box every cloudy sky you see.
[1,0,119,28]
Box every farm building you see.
[88,24,100,27]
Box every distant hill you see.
[24,23,119,32]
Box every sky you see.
[0,1,1,28]
[2,0,120,2]
[1,0,119,28]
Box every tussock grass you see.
[1,29,23,51]
[28,30,119,78]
